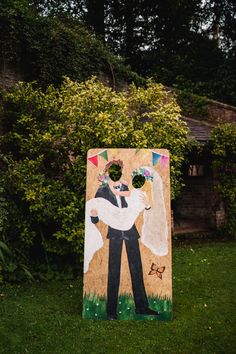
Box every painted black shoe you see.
[107,314,117,320]
[135,308,160,316]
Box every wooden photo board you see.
[83,148,172,320]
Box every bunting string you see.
[88,149,169,169]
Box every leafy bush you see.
[0,77,188,263]
[0,240,33,283]
[210,123,236,237]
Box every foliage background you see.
[1,1,236,105]
[1,0,235,105]
[0,78,188,281]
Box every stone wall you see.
[0,64,23,92]
[207,100,236,124]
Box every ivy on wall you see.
[210,123,236,237]
[175,90,209,119]
[0,1,144,88]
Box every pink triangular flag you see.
[88,155,98,167]
[161,155,169,170]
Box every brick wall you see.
[214,208,225,228]
[174,169,225,229]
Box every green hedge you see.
[0,77,188,281]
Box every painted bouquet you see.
[97,172,109,185]
[131,167,153,182]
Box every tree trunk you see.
[212,0,223,46]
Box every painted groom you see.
[90,159,159,320]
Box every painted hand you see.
[90,208,98,217]
[139,194,150,209]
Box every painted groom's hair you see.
[104,159,124,172]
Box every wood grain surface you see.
[83,148,172,299]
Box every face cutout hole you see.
[132,175,145,189]
[108,164,122,182]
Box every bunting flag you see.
[99,149,108,161]
[152,152,161,166]
[88,155,98,167]
[88,149,169,169]
[161,155,169,170]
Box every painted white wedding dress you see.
[86,188,146,231]
[84,167,168,273]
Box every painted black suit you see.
[91,183,149,316]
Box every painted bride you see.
[84,164,168,273]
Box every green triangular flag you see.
[99,149,108,161]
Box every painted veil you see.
[84,165,168,273]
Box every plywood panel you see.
[83,148,172,320]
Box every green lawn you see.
[0,241,235,354]
[83,293,172,321]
